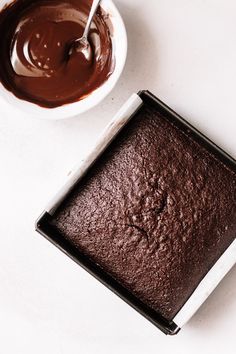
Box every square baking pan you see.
[36,91,236,335]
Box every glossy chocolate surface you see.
[49,103,236,320]
[0,0,113,107]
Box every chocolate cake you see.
[49,103,236,320]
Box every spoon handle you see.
[83,0,102,39]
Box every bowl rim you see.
[0,0,128,119]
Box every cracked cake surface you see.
[50,103,236,320]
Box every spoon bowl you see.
[69,37,92,61]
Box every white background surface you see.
[1,0,236,353]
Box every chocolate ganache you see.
[0,0,113,108]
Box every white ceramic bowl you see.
[0,0,127,119]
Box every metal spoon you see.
[69,0,101,60]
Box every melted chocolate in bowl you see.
[0,0,114,108]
